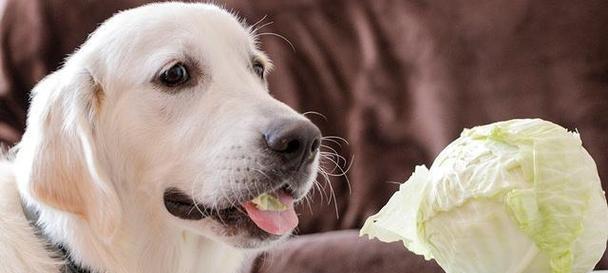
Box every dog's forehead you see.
[120,3,249,41]
[79,3,258,84]
[91,3,254,57]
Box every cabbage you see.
[251,193,288,211]
[361,119,608,273]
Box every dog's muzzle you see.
[163,118,321,237]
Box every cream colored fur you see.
[0,2,317,273]
[0,161,61,273]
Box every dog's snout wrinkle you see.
[264,119,321,171]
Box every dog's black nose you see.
[264,119,321,170]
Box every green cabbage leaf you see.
[361,119,608,273]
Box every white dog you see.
[0,2,321,273]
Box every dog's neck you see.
[21,203,91,273]
[26,203,247,273]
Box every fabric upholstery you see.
[1,0,607,271]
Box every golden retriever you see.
[0,2,320,273]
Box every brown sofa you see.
[1,0,607,271]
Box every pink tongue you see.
[243,192,298,235]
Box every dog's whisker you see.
[215,190,229,225]
[317,133,351,219]
[320,147,345,165]
[327,153,353,177]
[321,135,350,143]
[321,138,343,148]
[213,165,239,226]
[226,163,242,211]
[314,169,330,204]
[252,177,261,198]
[317,167,340,219]
[229,163,240,205]
[321,135,350,145]
[318,147,353,196]
[325,180,340,220]
[248,14,269,32]
[319,150,346,166]
[254,32,296,52]
[219,171,233,205]
[325,155,347,172]
[249,167,267,196]
[312,178,325,204]
[250,21,274,36]
[228,173,247,217]
[252,167,272,182]
[319,151,347,174]
[242,172,256,203]
[317,167,331,201]
[319,156,341,174]
[186,200,204,218]
[189,175,207,217]
[303,194,313,215]
[320,143,340,154]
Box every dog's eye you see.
[160,63,189,87]
[253,61,265,79]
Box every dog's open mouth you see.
[163,187,298,235]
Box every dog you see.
[0,2,321,273]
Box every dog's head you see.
[15,3,320,249]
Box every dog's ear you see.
[16,67,121,237]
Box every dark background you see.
[1,0,607,272]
